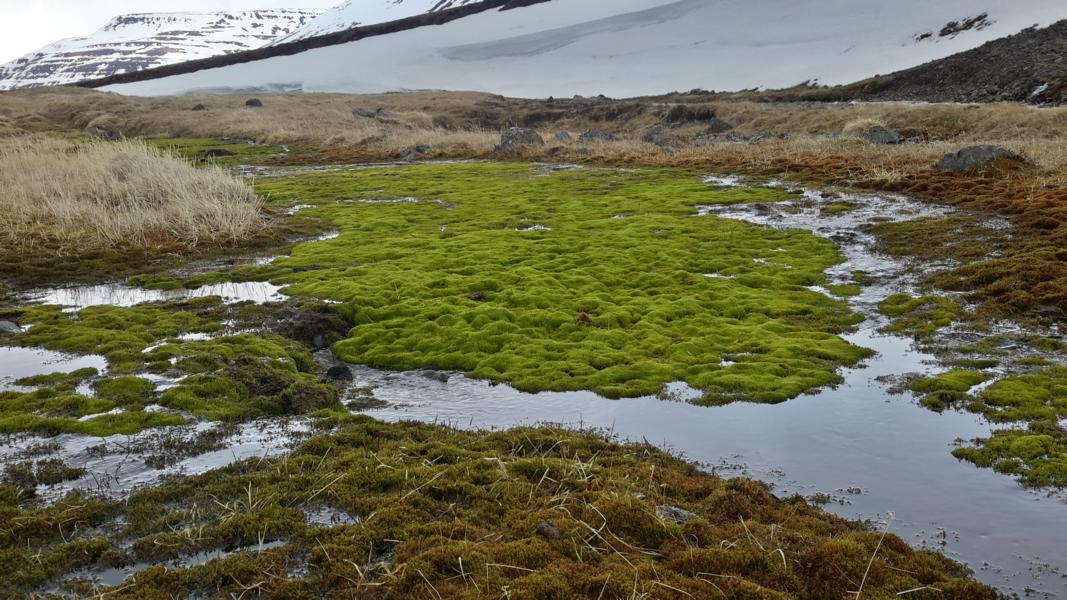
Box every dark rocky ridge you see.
[76,0,553,90]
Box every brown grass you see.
[0,136,264,250]
[0,87,1063,315]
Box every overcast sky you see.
[0,0,334,63]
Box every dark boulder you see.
[192,104,207,111]
[937,145,1028,172]
[579,128,615,143]
[326,365,354,382]
[0,320,21,334]
[245,98,264,108]
[398,144,431,161]
[707,117,734,134]
[859,125,904,145]
[498,127,544,155]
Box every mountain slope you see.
[272,0,484,44]
[0,10,323,91]
[101,0,1067,99]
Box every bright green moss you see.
[954,421,1067,488]
[970,366,1067,423]
[252,163,869,403]
[826,284,862,297]
[879,293,967,338]
[147,137,284,166]
[14,304,219,372]
[822,202,859,215]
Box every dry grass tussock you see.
[0,136,264,250]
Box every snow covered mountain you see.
[0,10,324,90]
[103,0,1067,99]
[272,0,483,44]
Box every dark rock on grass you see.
[0,319,20,334]
[937,144,1028,172]
[663,104,717,124]
[326,365,353,382]
[579,128,616,143]
[707,116,734,133]
[535,521,561,539]
[418,370,450,383]
[655,504,699,524]
[354,107,391,119]
[860,124,904,145]
[245,98,264,108]
[498,127,544,155]
[191,103,207,111]
[398,144,431,161]
[201,148,235,159]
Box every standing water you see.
[343,181,1067,596]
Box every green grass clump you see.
[253,163,870,403]
[148,137,284,166]
[822,201,859,215]
[0,418,996,598]
[878,293,967,338]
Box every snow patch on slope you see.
[106,0,1067,98]
[0,10,324,90]
[272,0,483,44]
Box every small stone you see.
[655,505,698,524]
[0,320,21,334]
[398,144,431,161]
[860,125,903,145]
[192,103,207,111]
[579,128,615,143]
[201,148,235,159]
[937,145,1028,172]
[419,370,450,383]
[707,117,734,134]
[245,98,264,108]
[326,365,353,381]
[535,521,561,539]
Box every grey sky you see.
[0,0,334,64]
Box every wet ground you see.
[2,168,1064,595]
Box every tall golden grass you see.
[0,136,264,249]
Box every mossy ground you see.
[246,163,870,402]
[0,417,995,599]
[0,299,343,435]
[147,137,286,167]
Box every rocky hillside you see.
[0,10,323,91]
[842,19,1067,104]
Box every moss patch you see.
[252,163,869,403]
[0,418,995,598]
[2,299,343,433]
[147,137,285,167]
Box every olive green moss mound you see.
[253,163,870,402]
[0,418,995,598]
[0,299,342,434]
[952,367,1067,487]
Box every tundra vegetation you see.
[0,88,1065,595]
[0,418,997,598]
